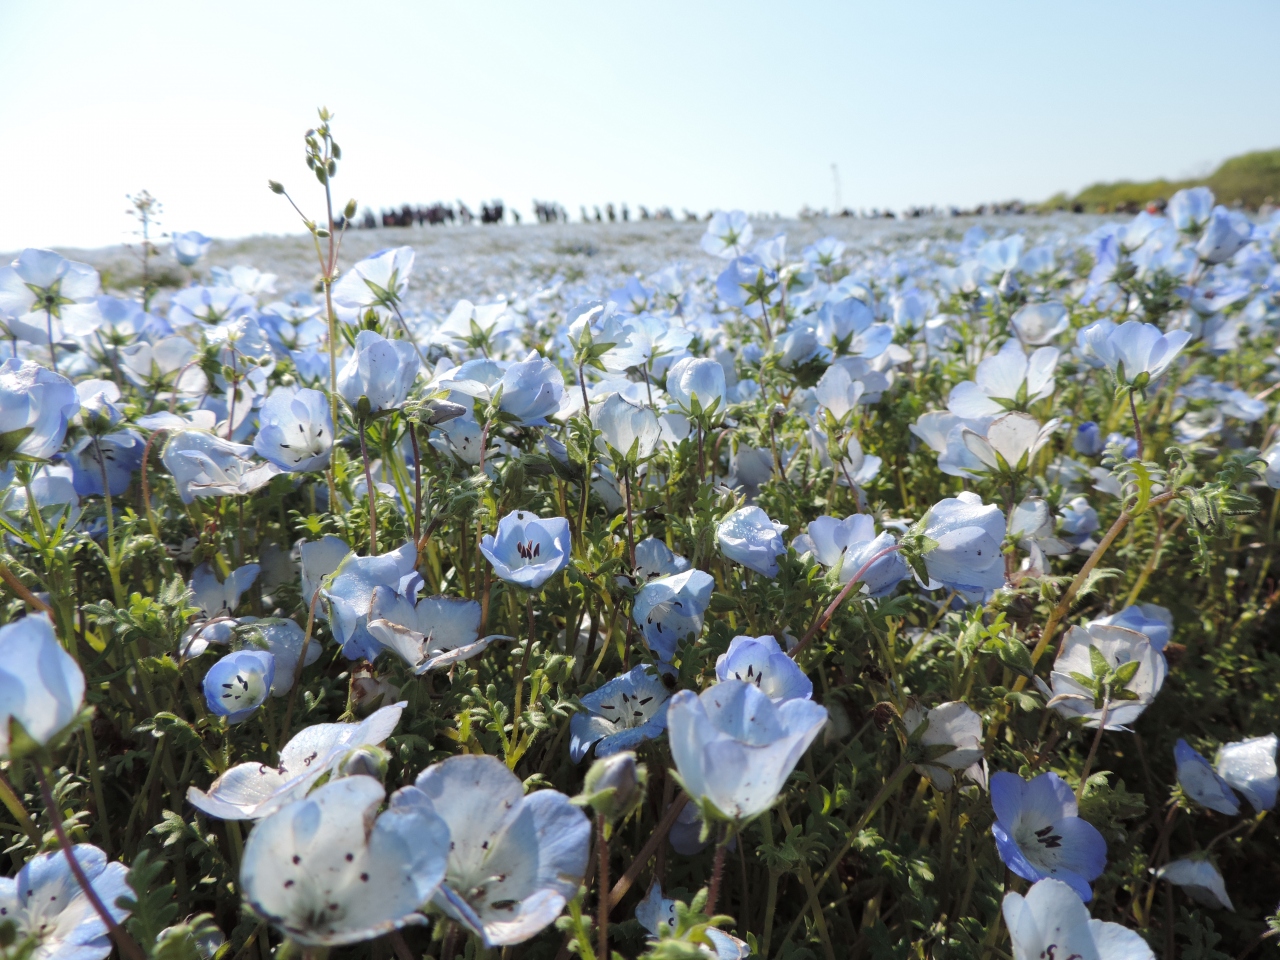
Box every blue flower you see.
[1091,604,1173,652]
[667,680,827,822]
[413,754,591,947]
[203,649,275,723]
[0,359,79,463]
[1073,421,1104,456]
[337,330,420,413]
[324,542,421,660]
[254,387,333,473]
[333,246,414,320]
[793,514,907,597]
[161,430,282,503]
[716,506,787,578]
[1081,319,1191,388]
[171,231,212,266]
[632,568,714,661]
[715,635,812,703]
[0,844,131,960]
[435,351,565,427]
[990,771,1106,901]
[67,430,145,496]
[168,284,255,328]
[1174,739,1239,815]
[570,665,673,762]
[240,775,449,947]
[0,613,84,757]
[0,248,102,341]
[479,510,571,591]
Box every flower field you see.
[0,114,1278,960]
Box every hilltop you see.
[1045,147,1280,212]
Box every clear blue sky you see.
[2,1,1278,250]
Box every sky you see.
[2,1,1279,251]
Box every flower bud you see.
[268,180,284,195]
[337,744,391,781]
[344,199,358,219]
[576,751,647,828]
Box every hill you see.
[1045,148,1280,212]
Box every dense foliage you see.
[0,111,1278,960]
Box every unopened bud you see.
[344,199,357,220]
[576,751,647,827]
[268,180,284,195]
[338,745,390,781]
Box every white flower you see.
[1155,859,1233,911]
[1081,320,1191,388]
[0,844,131,960]
[716,506,787,578]
[0,614,84,757]
[700,211,753,259]
[1003,878,1153,960]
[947,339,1058,420]
[240,775,449,947]
[1040,623,1166,730]
[592,392,659,463]
[414,755,591,947]
[917,492,1007,596]
[666,357,727,418]
[1011,302,1069,346]
[337,330,420,413]
[333,246,414,318]
[161,431,282,504]
[961,413,1060,477]
[1215,734,1278,812]
[904,701,985,790]
[367,592,511,674]
[813,364,865,420]
[187,702,405,820]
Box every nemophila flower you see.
[74,379,125,430]
[1173,740,1239,815]
[210,265,277,298]
[0,248,101,343]
[915,492,1007,596]
[171,231,212,266]
[667,679,828,822]
[716,506,787,578]
[333,246,414,319]
[991,771,1106,901]
[1091,604,1173,652]
[632,568,715,660]
[300,534,350,604]
[633,538,689,582]
[0,359,79,463]
[436,352,565,427]
[635,882,750,959]
[0,844,131,960]
[240,775,450,947]
[701,210,753,259]
[253,387,332,472]
[570,664,673,762]
[1263,442,1280,489]
[1003,878,1153,960]
[1009,497,1072,577]
[1,466,81,528]
[813,364,866,420]
[249,618,322,695]
[413,754,591,947]
[203,649,274,723]
[1041,623,1166,730]
[480,510,571,590]
[963,413,1059,477]
[1168,186,1215,234]
[665,357,727,418]
[189,561,260,619]
[1215,734,1278,812]
[337,330,420,413]
[814,298,892,360]
[187,701,405,820]
[715,635,812,703]
[119,335,197,390]
[1081,319,1191,388]
[1011,301,1069,346]
[1196,207,1253,264]
[367,590,509,674]
[1074,421,1104,456]
[910,411,992,480]
[67,430,145,497]
[947,339,1059,419]
[324,542,421,660]
[592,392,659,463]
[1156,859,1233,910]
[0,614,84,756]
[168,285,256,328]
[904,701,984,790]
[161,431,282,503]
